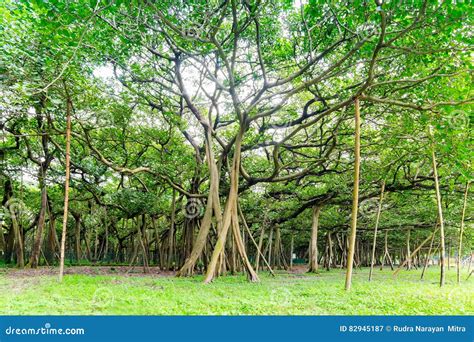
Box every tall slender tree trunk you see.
[308,205,321,273]
[73,214,81,263]
[167,189,176,270]
[8,200,24,267]
[103,206,109,260]
[84,231,92,262]
[2,180,23,266]
[345,98,361,291]
[381,230,394,271]
[238,204,274,276]
[0,219,5,259]
[457,181,469,284]
[394,229,438,277]
[151,216,160,266]
[273,225,282,269]
[289,234,294,270]
[430,130,446,287]
[136,216,149,273]
[326,232,333,271]
[447,240,451,270]
[406,229,412,270]
[255,224,265,271]
[369,181,385,280]
[421,223,437,280]
[30,174,48,268]
[59,92,72,281]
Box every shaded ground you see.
[0,266,472,315]
[2,266,176,278]
[1,265,309,278]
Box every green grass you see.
[0,267,472,315]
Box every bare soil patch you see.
[3,266,176,278]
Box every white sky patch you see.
[93,65,115,79]
[294,0,308,8]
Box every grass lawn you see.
[0,266,472,315]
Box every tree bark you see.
[457,181,469,283]
[29,173,47,268]
[421,224,437,280]
[289,234,294,270]
[345,98,361,291]
[103,207,109,259]
[0,219,5,259]
[430,130,446,287]
[73,214,81,263]
[59,89,72,280]
[238,203,274,276]
[167,189,176,270]
[204,129,258,283]
[266,226,273,267]
[369,181,385,280]
[136,216,149,273]
[394,228,439,277]
[8,199,24,268]
[326,232,333,271]
[177,130,221,276]
[406,229,412,270]
[308,205,321,273]
[255,224,265,271]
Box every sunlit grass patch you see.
[0,267,472,315]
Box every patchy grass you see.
[0,266,472,315]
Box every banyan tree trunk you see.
[9,201,24,267]
[394,229,439,277]
[327,232,333,270]
[30,173,48,268]
[430,133,446,287]
[421,225,437,280]
[238,204,274,276]
[0,222,5,259]
[255,224,265,271]
[289,234,294,270]
[457,182,469,283]
[266,226,273,267]
[345,98,361,291]
[369,181,385,280]
[308,205,321,273]
[167,189,176,270]
[406,229,412,270]
[177,130,221,276]
[73,214,81,263]
[204,129,258,283]
[136,216,149,273]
